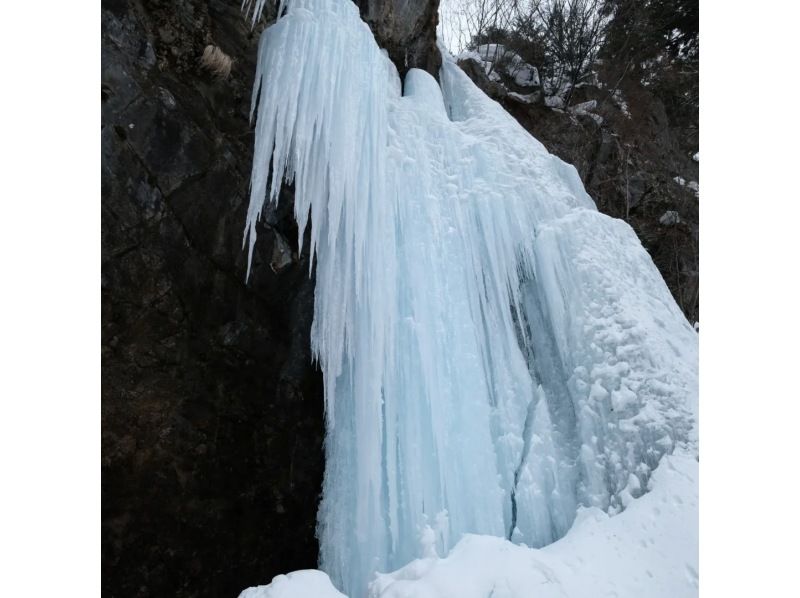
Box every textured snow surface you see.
[370,453,698,598]
[239,454,698,598]
[244,0,698,595]
[239,570,346,598]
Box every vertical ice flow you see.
[244,0,698,595]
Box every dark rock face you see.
[103,0,443,596]
[357,0,441,79]
[456,57,508,99]
[102,1,324,596]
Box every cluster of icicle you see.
[243,0,698,595]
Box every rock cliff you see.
[101,2,696,596]
[102,1,318,595]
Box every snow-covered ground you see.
[240,453,698,598]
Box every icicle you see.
[244,0,698,595]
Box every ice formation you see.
[243,0,698,595]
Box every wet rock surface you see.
[357,0,441,79]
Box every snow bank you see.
[239,570,346,598]
[239,454,698,598]
[371,453,698,598]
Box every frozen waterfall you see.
[243,0,698,595]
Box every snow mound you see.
[370,454,698,598]
[240,454,698,598]
[239,570,346,598]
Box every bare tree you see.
[446,0,519,68]
[516,0,606,106]
[444,0,606,106]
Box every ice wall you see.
[244,0,698,595]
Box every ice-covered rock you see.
[613,89,631,117]
[507,91,536,104]
[569,99,603,125]
[244,0,698,594]
[570,99,597,113]
[474,44,540,88]
[512,62,540,87]
[659,211,681,226]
